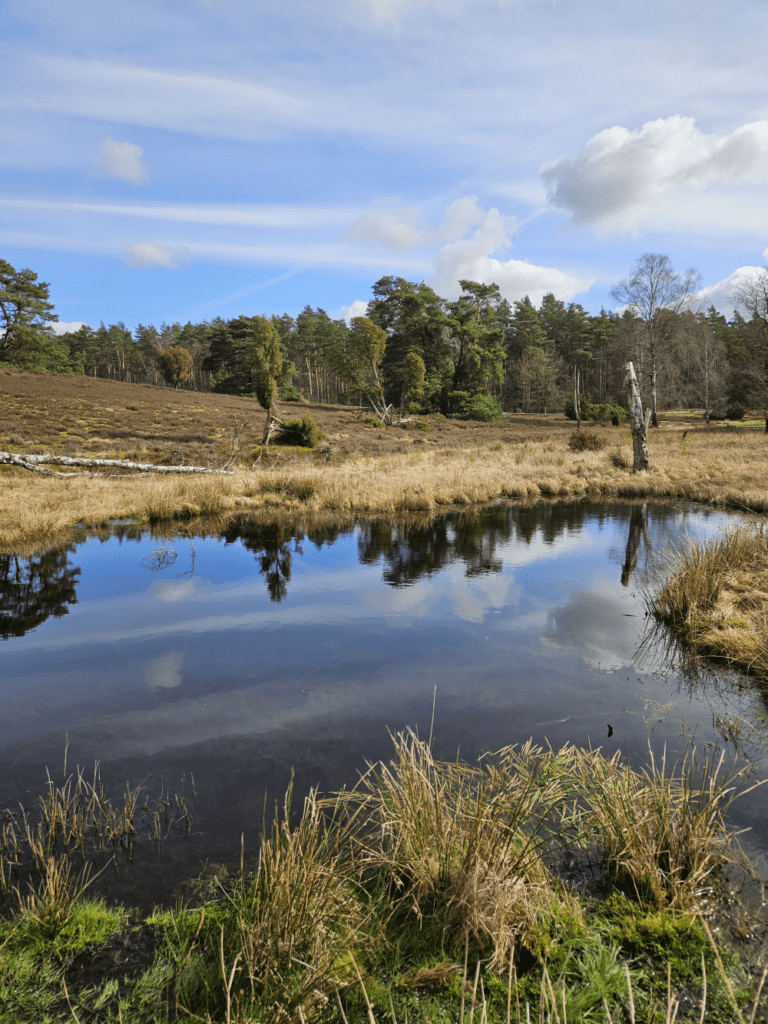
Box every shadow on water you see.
[3,498,768,908]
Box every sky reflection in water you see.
[3,500,768,892]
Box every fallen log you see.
[0,452,234,476]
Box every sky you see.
[2,0,768,336]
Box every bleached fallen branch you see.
[0,452,234,476]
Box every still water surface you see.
[3,500,768,902]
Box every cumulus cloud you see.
[345,194,491,251]
[49,320,87,335]
[345,207,428,250]
[695,265,768,318]
[428,202,592,304]
[122,241,190,269]
[347,194,592,303]
[541,116,768,231]
[100,136,149,185]
[339,299,369,321]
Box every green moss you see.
[0,897,124,958]
[599,892,750,1019]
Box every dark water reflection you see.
[2,499,768,906]
[0,549,80,639]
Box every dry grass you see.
[3,425,768,555]
[648,524,768,679]
[3,365,768,554]
[573,745,763,911]
[345,731,582,973]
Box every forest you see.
[2,254,768,422]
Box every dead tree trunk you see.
[0,453,234,476]
[624,361,651,472]
[574,366,581,431]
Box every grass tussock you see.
[574,745,762,911]
[346,732,582,972]
[648,524,768,679]
[0,732,765,1022]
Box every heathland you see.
[4,368,768,1018]
[3,366,768,557]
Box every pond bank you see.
[2,732,767,1023]
[649,523,768,683]
[3,427,768,556]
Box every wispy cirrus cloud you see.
[0,197,359,229]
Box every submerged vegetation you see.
[648,524,768,681]
[1,731,766,1022]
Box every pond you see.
[3,499,768,907]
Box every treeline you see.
[4,257,768,419]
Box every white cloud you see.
[695,265,768,318]
[345,207,428,250]
[428,202,592,303]
[49,320,87,335]
[345,195,593,303]
[339,299,369,321]
[345,195,489,252]
[542,116,768,231]
[100,136,149,185]
[122,241,190,269]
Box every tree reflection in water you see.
[0,548,80,640]
[223,520,305,603]
[223,501,649,602]
[621,502,649,587]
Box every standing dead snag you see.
[624,361,651,472]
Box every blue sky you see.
[2,0,767,335]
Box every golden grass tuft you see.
[648,523,768,678]
[346,731,583,972]
[574,744,762,910]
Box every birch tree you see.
[612,254,700,427]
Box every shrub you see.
[415,420,430,432]
[278,381,302,402]
[565,396,627,425]
[568,431,609,452]
[447,391,503,422]
[276,414,325,448]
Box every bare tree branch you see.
[220,415,250,470]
